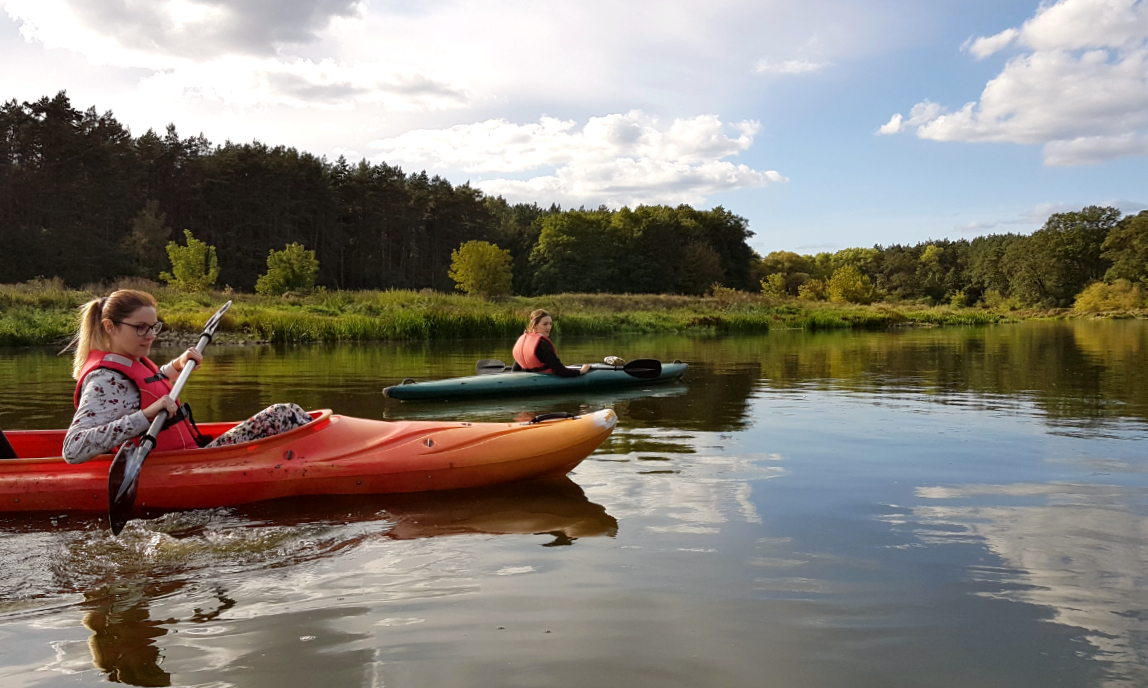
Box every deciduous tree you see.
[256,243,319,295]
[449,240,513,298]
[828,264,879,304]
[161,229,220,292]
[1102,210,1148,285]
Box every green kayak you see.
[383,360,688,401]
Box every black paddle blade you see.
[622,359,662,379]
[202,300,232,338]
[107,444,138,535]
[476,359,507,375]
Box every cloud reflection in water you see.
[914,481,1148,686]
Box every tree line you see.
[4,93,1144,305]
[0,93,757,295]
[754,205,1148,308]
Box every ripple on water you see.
[0,507,395,615]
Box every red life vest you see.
[74,350,199,452]
[512,331,555,372]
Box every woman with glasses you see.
[63,289,311,464]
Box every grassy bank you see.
[5,278,1141,347]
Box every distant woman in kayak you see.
[512,309,591,377]
[63,289,311,464]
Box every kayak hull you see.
[0,409,616,513]
[385,361,688,401]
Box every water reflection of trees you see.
[5,322,1146,432]
[753,322,1148,427]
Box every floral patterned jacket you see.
[63,361,178,464]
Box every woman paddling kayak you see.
[63,289,311,464]
[511,310,591,377]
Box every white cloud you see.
[139,57,471,110]
[883,0,1148,165]
[753,58,833,75]
[1018,201,1080,224]
[1023,198,1148,218]
[965,28,1019,60]
[369,111,784,206]
[1016,0,1148,53]
[6,0,907,115]
[953,220,999,233]
[6,0,364,62]
[481,160,784,208]
[954,199,1148,236]
[1042,132,1148,166]
[876,100,943,135]
[877,113,903,135]
[3,0,470,111]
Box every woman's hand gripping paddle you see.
[107,300,231,535]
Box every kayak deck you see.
[0,409,617,513]
[385,361,688,401]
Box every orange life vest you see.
[74,350,199,452]
[512,332,555,372]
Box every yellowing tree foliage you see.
[449,241,513,298]
[761,273,788,297]
[1073,280,1144,313]
[160,229,220,292]
[828,264,879,304]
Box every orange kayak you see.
[0,409,616,513]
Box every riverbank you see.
[1,279,1143,346]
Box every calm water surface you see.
[2,320,1148,687]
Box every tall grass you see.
[0,281,1018,346]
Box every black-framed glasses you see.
[113,320,163,337]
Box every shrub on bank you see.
[1074,280,1145,313]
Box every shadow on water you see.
[0,476,616,592]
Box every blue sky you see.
[2,0,1145,256]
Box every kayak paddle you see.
[107,300,231,535]
[476,359,508,375]
[478,357,661,378]
[619,358,662,379]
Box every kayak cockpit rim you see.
[4,409,335,465]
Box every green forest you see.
[2,92,1147,311]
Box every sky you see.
[2,0,1146,255]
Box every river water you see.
[1,320,1147,687]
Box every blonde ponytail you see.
[71,299,107,379]
[68,290,157,379]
